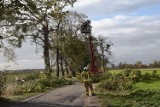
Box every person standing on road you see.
[81,66,95,96]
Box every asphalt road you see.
[12,82,99,107]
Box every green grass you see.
[96,80,160,107]
[134,80,160,92]
[96,68,160,107]
[3,92,40,101]
[140,68,160,75]
[109,68,160,75]
[6,73,30,83]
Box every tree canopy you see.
[0,0,112,77]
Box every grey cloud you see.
[72,0,160,16]
[92,15,160,65]
[0,40,44,70]
[0,59,44,70]
[15,41,43,60]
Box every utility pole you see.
[81,20,102,75]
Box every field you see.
[6,73,30,83]
[109,68,160,74]
[96,68,160,107]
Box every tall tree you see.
[97,35,112,72]
[0,0,76,78]
[50,11,87,76]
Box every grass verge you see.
[95,80,160,107]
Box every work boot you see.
[86,93,89,96]
[92,93,96,96]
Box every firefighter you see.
[81,66,95,96]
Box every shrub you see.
[131,70,142,82]
[13,74,74,95]
[50,77,74,87]
[99,78,118,91]
[13,84,24,95]
[0,72,6,95]
[25,72,40,81]
[122,69,132,77]
[152,70,159,79]
[98,73,133,91]
[143,72,151,80]
[91,72,113,83]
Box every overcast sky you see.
[0,0,160,70]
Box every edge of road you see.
[84,83,101,107]
[20,82,101,107]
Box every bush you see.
[122,69,132,77]
[143,73,151,80]
[13,74,74,95]
[0,72,6,95]
[25,72,40,81]
[152,70,159,79]
[131,70,142,82]
[52,77,74,86]
[98,73,133,91]
[91,75,104,83]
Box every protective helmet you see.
[83,67,88,71]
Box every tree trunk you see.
[43,25,52,79]
[71,69,76,77]
[60,55,64,76]
[63,58,69,75]
[56,45,60,77]
[102,49,106,72]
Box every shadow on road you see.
[13,101,81,107]
[0,97,17,107]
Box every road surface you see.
[12,82,100,107]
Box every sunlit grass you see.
[96,68,160,106]
[109,68,160,75]
[134,80,160,92]
[6,73,30,83]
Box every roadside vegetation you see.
[1,71,75,100]
[95,68,160,107]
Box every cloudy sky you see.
[0,0,160,70]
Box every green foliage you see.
[12,73,74,95]
[152,70,159,79]
[97,88,160,107]
[98,73,134,91]
[122,69,132,77]
[91,75,104,83]
[0,72,6,95]
[25,72,40,81]
[131,70,142,82]
[91,73,112,83]
[62,36,89,71]
[13,80,45,95]
[1,0,78,76]
[143,72,151,80]
[96,68,160,106]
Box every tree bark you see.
[56,45,60,77]
[63,58,69,75]
[60,55,64,76]
[102,49,106,72]
[43,25,52,79]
